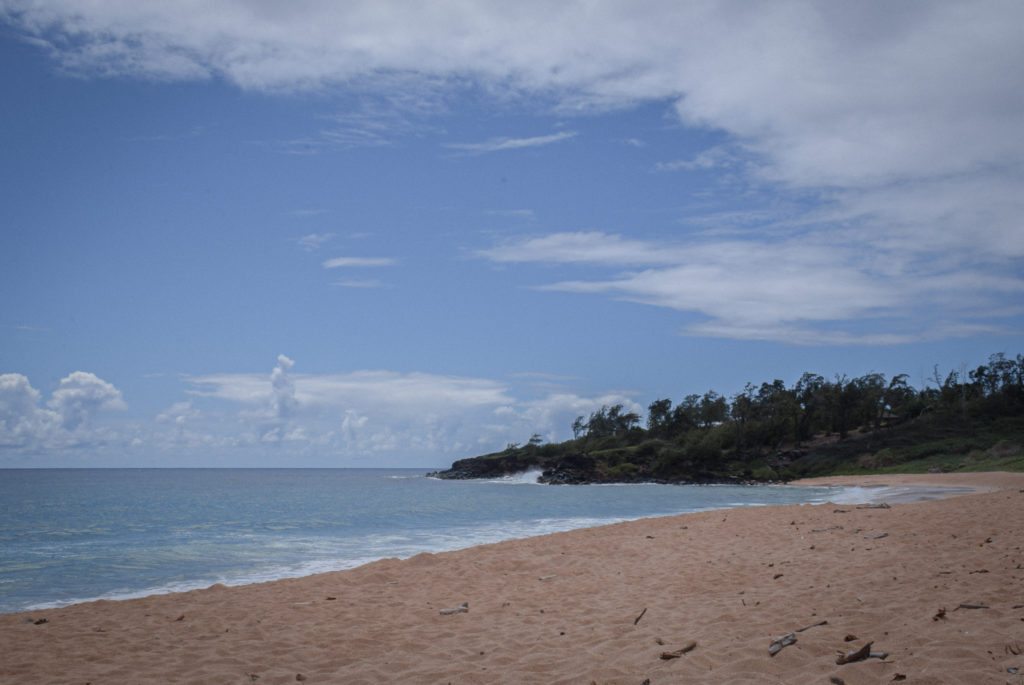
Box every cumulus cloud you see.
[46,371,127,431]
[269,354,297,420]
[0,373,55,446]
[0,371,125,449]
[0,359,645,463]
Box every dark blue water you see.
[0,468,841,613]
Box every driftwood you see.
[836,642,873,665]
[768,620,827,657]
[796,620,828,632]
[954,602,989,610]
[634,608,647,625]
[835,642,888,665]
[769,633,797,656]
[856,503,891,509]
[439,603,469,615]
[659,641,697,659]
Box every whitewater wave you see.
[485,468,545,485]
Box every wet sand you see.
[3,472,1023,684]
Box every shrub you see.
[607,462,639,478]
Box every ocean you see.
[0,468,844,614]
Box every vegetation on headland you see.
[431,352,1024,484]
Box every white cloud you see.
[0,371,125,449]
[480,231,677,266]
[655,146,741,172]
[4,1,1022,346]
[0,359,646,463]
[0,373,55,447]
[269,354,297,420]
[156,400,201,426]
[485,231,1022,345]
[8,2,1021,188]
[446,131,577,154]
[322,256,396,268]
[330,279,387,289]
[178,356,645,459]
[297,232,334,250]
[46,371,127,431]
[512,392,643,441]
[485,209,535,220]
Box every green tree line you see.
[441,352,1024,483]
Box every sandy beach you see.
[3,472,1023,684]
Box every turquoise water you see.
[0,468,840,614]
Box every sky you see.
[1,1,1022,468]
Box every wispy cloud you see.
[508,371,581,382]
[482,231,1023,346]
[297,233,335,251]
[479,232,677,266]
[446,131,577,154]
[484,209,536,220]
[655,146,741,172]
[330,280,388,289]
[322,256,396,268]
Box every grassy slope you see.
[785,414,1024,477]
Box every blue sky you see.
[2,1,1022,467]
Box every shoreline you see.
[1,479,841,616]
[3,472,1024,683]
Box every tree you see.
[571,415,586,440]
[882,373,913,425]
[582,404,640,440]
[824,375,859,439]
[794,372,825,443]
[699,391,728,427]
[671,394,702,434]
[851,372,886,433]
[647,398,672,436]
[730,384,756,450]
